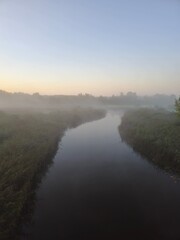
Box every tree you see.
[175,97,180,116]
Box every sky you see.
[0,0,180,96]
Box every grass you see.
[0,108,106,240]
[119,108,180,174]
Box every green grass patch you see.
[0,108,105,240]
[119,108,180,173]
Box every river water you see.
[23,111,180,240]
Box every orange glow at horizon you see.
[1,73,179,96]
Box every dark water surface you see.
[23,112,180,240]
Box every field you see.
[119,109,180,174]
[0,108,105,240]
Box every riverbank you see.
[119,109,180,174]
[0,108,105,240]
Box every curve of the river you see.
[22,111,180,240]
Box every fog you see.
[0,89,179,240]
[0,0,180,239]
[0,90,176,112]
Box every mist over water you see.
[22,112,180,240]
[0,1,180,239]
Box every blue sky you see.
[0,0,180,95]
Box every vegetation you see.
[119,108,180,174]
[175,97,180,117]
[0,108,105,240]
[0,89,176,110]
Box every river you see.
[22,111,180,240]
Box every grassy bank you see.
[119,109,180,174]
[0,108,105,240]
